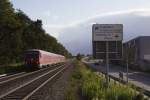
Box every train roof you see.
[27,49,64,57]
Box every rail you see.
[0,64,67,99]
[0,63,65,97]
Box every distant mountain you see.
[58,10,150,55]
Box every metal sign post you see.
[106,41,109,87]
[126,45,129,83]
[92,24,123,87]
[126,59,129,83]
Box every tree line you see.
[0,0,72,65]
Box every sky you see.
[11,0,150,37]
[11,0,150,55]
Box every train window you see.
[39,53,42,58]
[25,51,39,59]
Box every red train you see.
[24,49,65,68]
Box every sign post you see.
[92,24,123,41]
[106,41,109,87]
[92,24,123,87]
[127,58,129,83]
[126,45,129,83]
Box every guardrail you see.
[83,62,150,98]
[100,71,150,98]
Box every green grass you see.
[64,60,148,100]
[64,60,82,100]
[0,63,26,74]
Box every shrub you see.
[65,60,140,100]
[78,61,136,100]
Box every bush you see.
[65,60,143,100]
[78,61,136,100]
[0,63,27,74]
[106,84,135,100]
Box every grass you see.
[0,63,27,74]
[64,60,82,100]
[81,66,135,100]
[64,60,148,100]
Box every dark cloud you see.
[58,10,150,55]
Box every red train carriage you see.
[24,49,65,68]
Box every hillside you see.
[0,0,71,65]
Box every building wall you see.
[124,36,150,71]
[139,37,150,60]
[139,37,150,70]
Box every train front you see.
[24,50,40,69]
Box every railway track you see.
[0,62,67,100]
[0,72,26,83]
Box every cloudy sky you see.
[11,0,150,55]
[11,0,150,37]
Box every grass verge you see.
[0,63,27,74]
[64,60,148,100]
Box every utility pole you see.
[106,41,109,87]
[126,44,129,83]
[126,57,129,83]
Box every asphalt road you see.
[85,61,150,93]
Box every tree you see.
[76,53,82,60]
[0,0,71,65]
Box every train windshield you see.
[25,51,39,59]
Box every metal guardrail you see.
[83,62,150,98]
[101,71,150,98]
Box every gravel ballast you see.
[45,62,74,100]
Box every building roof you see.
[124,36,150,43]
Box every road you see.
[85,61,150,93]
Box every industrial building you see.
[123,36,150,71]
